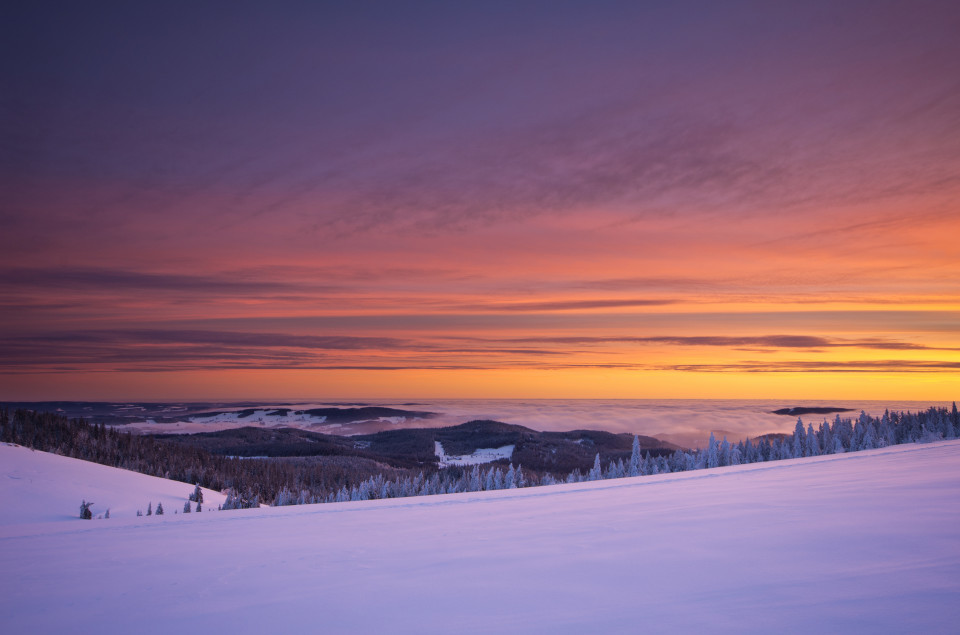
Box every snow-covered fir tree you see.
[629,435,642,477]
[706,432,719,468]
[588,453,602,481]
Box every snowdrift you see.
[1,440,958,633]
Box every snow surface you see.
[435,440,515,467]
[0,443,227,523]
[1,441,959,633]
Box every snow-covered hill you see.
[1,441,958,633]
[0,443,226,523]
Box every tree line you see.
[3,404,957,508]
[0,408,404,506]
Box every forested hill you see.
[154,419,680,470]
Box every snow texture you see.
[1,441,959,633]
[435,440,515,467]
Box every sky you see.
[2,1,959,401]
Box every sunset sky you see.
[2,1,959,401]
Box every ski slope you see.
[1,441,959,633]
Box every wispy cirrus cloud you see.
[459,334,955,352]
[3,327,957,376]
[0,267,341,296]
[459,298,678,312]
[0,328,559,372]
[5,330,411,350]
[659,360,960,373]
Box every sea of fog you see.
[151,398,952,448]
[12,398,954,449]
[397,399,955,448]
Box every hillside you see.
[1,440,958,633]
[0,443,226,523]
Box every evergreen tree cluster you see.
[318,461,534,504]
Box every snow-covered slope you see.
[1,441,958,633]
[0,443,226,523]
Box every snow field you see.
[0,443,227,524]
[435,440,515,466]
[0,441,958,633]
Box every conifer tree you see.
[484,468,495,491]
[832,435,845,454]
[629,435,642,477]
[646,451,660,474]
[155,501,164,515]
[792,418,806,458]
[505,464,516,489]
[706,432,719,468]
[588,453,602,481]
[806,423,819,456]
[79,500,93,520]
[146,502,152,516]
